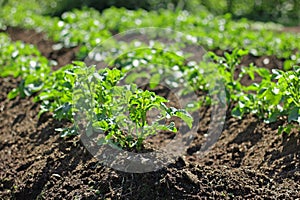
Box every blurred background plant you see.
[201,0,300,26]
[1,0,299,26]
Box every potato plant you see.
[203,49,300,134]
[0,33,50,99]
[20,61,192,150]
[72,62,193,150]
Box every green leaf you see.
[256,68,270,79]
[243,83,259,92]
[248,69,255,80]
[53,102,72,120]
[224,52,232,62]
[283,60,294,71]
[237,49,249,57]
[288,107,299,123]
[56,126,78,137]
[174,109,193,128]
[166,121,177,132]
[149,73,161,89]
[125,71,148,84]
[278,125,292,135]
[93,120,109,131]
[231,107,243,119]
[7,88,19,99]
[157,122,177,132]
[265,111,279,123]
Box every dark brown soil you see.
[282,26,300,34]
[0,27,299,199]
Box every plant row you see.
[1,31,299,142]
[1,4,300,64]
[0,32,194,150]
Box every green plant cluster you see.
[36,62,193,149]
[3,0,299,26]
[0,33,193,149]
[1,5,300,61]
[0,33,50,99]
[201,0,300,26]
[207,50,300,134]
[112,44,300,134]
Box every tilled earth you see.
[0,27,299,199]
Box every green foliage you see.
[201,0,300,26]
[273,66,300,131]
[207,49,250,102]
[207,50,299,134]
[1,5,300,61]
[25,61,193,150]
[231,65,300,128]
[0,33,50,99]
[0,2,299,143]
[34,64,78,120]
[5,0,299,26]
[9,0,205,16]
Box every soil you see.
[0,27,299,199]
[282,26,300,34]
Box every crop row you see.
[0,32,194,149]
[0,30,299,145]
[0,6,299,149]
[1,4,300,64]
